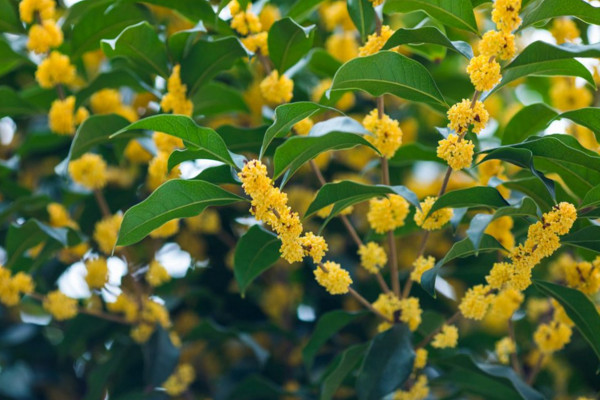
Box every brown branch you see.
[508,319,524,377]
[527,354,544,385]
[94,189,111,217]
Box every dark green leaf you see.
[142,327,180,386]
[429,187,509,216]
[308,48,342,78]
[5,220,69,268]
[321,343,369,400]
[192,82,249,116]
[347,0,376,42]
[356,324,415,400]
[287,0,327,23]
[0,0,22,33]
[329,51,448,112]
[534,280,600,361]
[383,0,478,33]
[580,183,600,211]
[168,23,206,62]
[522,0,600,29]
[268,17,315,73]
[117,179,244,246]
[383,26,472,58]
[101,21,169,78]
[558,108,600,143]
[0,87,40,117]
[75,69,155,106]
[234,225,282,296]
[562,225,600,253]
[0,38,31,78]
[192,165,240,185]
[502,103,558,145]
[68,114,132,161]
[227,375,282,400]
[389,142,443,165]
[303,310,367,370]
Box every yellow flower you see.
[47,202,77,229]
[367,195,410,234]
[485,216,515,250]
[414,348,428,370]
[68,153,108,190]
[495,337,516,364]
[185,209,221,234]
[0,266,34,306]
[153,131,184,153]
[19,0,55,23]
[319,1,354,31]
[369,0,384,5]
[447,99,489,134]
[491,0,522,33]
[362,109,403,158]
[85,257,108,290]
[550,78,593,111]
[373,294,422,332]
[90,89,122,114]
[534,321,572,354]
[93,214,123,254]
[311,79,355,111]
[358,242,388,274]
[149,219,180,239]
[326,31,358,62]
[124,140,153,164]
[358,25,394,57]
[162,364,195,396]
[562,257,600,295]
[459,284,494,320]
[259,70,294,106]
[414,196,453,231]
[107,293,138,322]
[399,297,422,331]
[393,375,429,400]
[478,30,516,60]
[241,31,268,55]
[431,324,458,348]
[488,288,523,321]
[410,256,435,282]
[259,4,280,31]
[292,117,313,135]
[299,232,328,263]
[160,65,193,116]
[49,96,89,135]
[231,8,262,36]
[437,134,475,170]
[467,55,502,92]
[147,151,180,191]
[27,19,63,54]
[146,260,171,287]
[550,18,580,44]
[314,261,352,295]
[35,51,76,89]
[43,290,78,320]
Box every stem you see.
[415,311,460,349]
[508,319,524,377]
[377,96,384,119]
[310,160,326,186]
[340,215,363,248]
[56,84,66,101]
[256,50,272,74]
[374,8,382,35]
[437,166,452,197]
[527,354,544,385]
[94,189,111,217]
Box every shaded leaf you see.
[268,17,315,73]
[142,327,180,386]
[429,187,509,216]
[192,82,249,116]
[287,0,327,23]
[5,220,70,269]
[0,38,31,78]
[0,87,40,118]
[68,114,132,161]
[383,0,478,33]
[502,103,558,145]
[347,0,376,42]
[321,343,369,400]
[383,26,473,58]
[390,142,443,165]
[562,225,600,253]
[522,0,600,29]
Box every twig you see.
[527,354,544,385]
[508,319,524,377]
[94,190,111,217]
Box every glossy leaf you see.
[534,280,600,361]
[192,165,240,185]
[558,108,600,143]
[234,225,282,296]
[329,51,448,111]
[303,310,367,370]
[287,0,327,23]
[0,87,40,118]
[268,17,315,73]
[383,26,473,58]
[429,187,509,216]
[320,343,369,400]
[0,38,31,78]
[562,225,600,253]
[522,0,600,29]
[117,179,244,246]
[0,0,23,33]
[502,103,558,145]
[68,114,132,161]
[192,82,249,116]
[356,324,415,400]
[383,0,478,33]
[347,0,376,42]
[142,327,180,386]
[389,143,442,165]
[5,219,70,268]
[168,23,206,61]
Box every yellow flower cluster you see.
[485,216,515,250]
[185,209,221,234]
[27,20,63,54]
[495,337,515,364]
[410,256,435,282]
[19,0,55,23]
[326,31,358,62]
[36,51,76,88]
[414,196,453,231]
[260,70,294,106]
[230,1,262,36]
[459,284,494,320]
[47,203,77,229]
[319,1,354,31]
[414,348,428,370]
[147,151,180,191]
[0,266,34,307]
[292,117,313,135]
[467,55,502,92]
[93,214,123,254]
[437,134,475,170]
[313,261,352,295]
[149,219,180,239]
[358,242,388,274]
[550,18,580,44]
[367,195,409,234]
[362,109,403,158]
[124,140,152,164]
[241,32,268,55]
[146,260,171,287]
[90,89,138,122]
[478,30,516,61]
[85,257,108,290]
[491,0,522,33]
[43,290,78,320]
[447,99,489,135]
[49,96,89,135]
[533,320,572,354]
[68,153,108,190]
[358,25,394,57]
[160,65,193,116]
[311,78,355,111]
[130,298,171,343]
[432,324,458,348]
[373,293,422,332]
[553,255,600,295]
[550,78,593,112]
[107,293,138,322]
[162,363,195,396]
[393,375,429,400]
[488,288,523,322]
[299,232,329,263]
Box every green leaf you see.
[75,69,155,106]
[558,108,600,143]
[217,125,269,155]
[429,187,509,216]
[534,280,600,361]
[347,0,376,42]
[101,21,169,78]
[71,2,147,59]
[383,0,478,33]
[192,165,240,186]
[259,101,338,158]
[562,225,600,253]
[356,324,415,400]
[436,354,545,400]
[5,220,70,268]
[303,310,367,371]
[0,38,31,78]
[233,225,282,297]
[305,180,420,219]
[421,234,505,296]
[273,117,376,185]
[180,37,248,95]
[168,23,206,62]
[502,103,558,145]
[227,375,282,400]
[329,51,448,112]
[521,0,600,29]
[287,0,327,23]
[112,115,245,169]
[320,343,369,400]
[142,327,180,386]
[117,179,244,246]
[192,82,249,116]
[580,183,600,211]
[0,0,23,33]
[268,17,315,73]
[383,26,473,59]
[0,87,40,118]
[308,49,342,78]
[390,142,444,165]
[68,114,132,161]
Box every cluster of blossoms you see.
[359,25,395,57]
[362,109,404,158]
[162,363,196,396]
[160,64,193,116]
[367,194,410,234]
[413,196,453,231]
[373,293,422,333]
[20,0,62,54]
[0,265,34,306]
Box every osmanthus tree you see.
[2,0,600,398]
